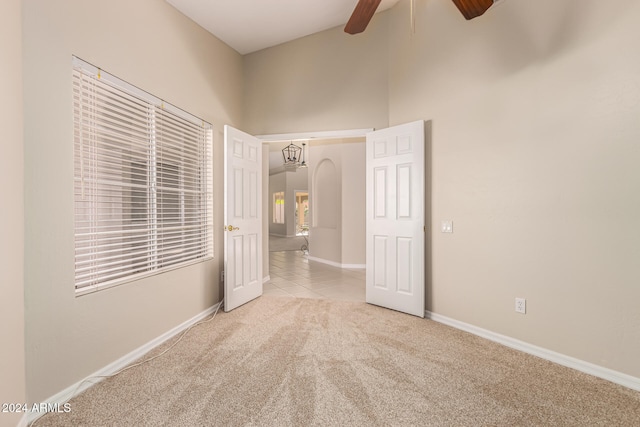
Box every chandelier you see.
[282,142,308,169]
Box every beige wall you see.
[309,146,342,264]
[23,0,243,402]
[308,139,366,266]
[0,0,27,425]
[387,0,640,377]
[244,0,640,379]
[340,142,366,265]
[243,13,389,135]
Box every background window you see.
[273,191,285,224]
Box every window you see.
[273,192,285,224]
[295,191,309,235]
[72,57,213,294]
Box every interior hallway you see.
[266,250,365,302]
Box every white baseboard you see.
[263,275,271,283]
[17,413,28,427]
[307,256,365,270]
[27,303,221,425]
[342,263,366,269]
[426,310,640,392]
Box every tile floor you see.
[265,250,365,302]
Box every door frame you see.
[256,125,428,317]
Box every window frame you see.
[273,191,285,224]
[72,56,214,295]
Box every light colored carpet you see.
[269,235,308,252]
[36,296,640,426]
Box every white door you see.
[224,125,263,312]
[366,120,425,317]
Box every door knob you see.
[226,225,239,231]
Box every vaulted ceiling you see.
[166,0,401,54]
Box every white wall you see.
[23,0,243,402]
[0,0,26,425]
[244,0,640,379]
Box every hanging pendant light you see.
[282,142,302,168]
[299,142,308,168]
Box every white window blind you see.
[72,56,213,294]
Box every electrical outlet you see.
[515,298,526,314]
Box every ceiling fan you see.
[344,0,496,35]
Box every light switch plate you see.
[441,221,453,233]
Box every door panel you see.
[366,120,425,317]
[224,125,263,312]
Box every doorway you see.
[294,191,309,236]
[260,129,371,301]
[227,124,427,314]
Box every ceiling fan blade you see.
[344,0,382,35]
[451,0,494,20]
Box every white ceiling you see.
[166,0,401,55]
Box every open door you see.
[366,120,425,317]
[224,125,263,312]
